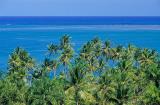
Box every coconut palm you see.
[60,44,74,77]
[137,48,157,67]
[42,58,51,71]
[47,43,59,56]
[110,45,124,61]
[0,35,160,105]
[0,78,28,105]
[102,40,111,60]
[60,35,70,49]
[80,40,101,74]
[98,67,138,105]
[27,78,65,105]
[50,60,59,77]
[80,41,94,61]
[8,47,34,84]
[65,59,97,105]
[92,37,103,58]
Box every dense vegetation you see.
[0,35,160,105]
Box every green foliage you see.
[0,35,160,105]
[27,78,65,105]
[0,78,28,105]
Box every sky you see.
[0,0,160,16]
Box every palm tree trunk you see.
[53,69,56,78]
[75,86,79,105]
[63,63,68,78]
[63,63,66,74]
[76,102,79,105]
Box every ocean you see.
[0,16,160,25]
[0,16,160,69]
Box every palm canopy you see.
[0,35,159,105]
[47,43,59,56]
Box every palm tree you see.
[0,78,28,105]
[97,58,106,74]
[80,41,93,61]
[65,59,97,105]
[60,46,74,75]
[137,48,157,67]
[80,40,99,74]
[47,43,59,56]
[41,58,51,77]
[8,47,34,84]
[102,40,111,60]
[50,60,59,77]
[27,78,65,105]
[59,35,74,77]
[92,37,102,58]
[60,34,70,49]
[98,67,138,105]
[1,35,160,105]
[109,45,124,61]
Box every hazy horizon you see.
[0,0,160,16]
[0,16,160,17]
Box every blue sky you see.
[0,0,160,16]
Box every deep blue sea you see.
[0,17,160,69]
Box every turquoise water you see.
[0,25,160,69]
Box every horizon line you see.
[0,16,160,17]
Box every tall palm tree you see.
[59,35,74,77]
[92,37,102,58]
[137,49,157,67]
[42,58,51,71]
[8,47,34,84]
[0,79,26,105]
[80,40,99,74]
[27,78,65,105]
[39,58,53,78]
[50,60,59,77]
[65,59,97,105]
[47,43,59,56]
[80,41,93,61]
[60,46,74,75]
[102,40,111,60]
[98,68,138,105]
[60,35,70,49]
